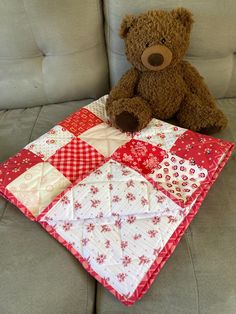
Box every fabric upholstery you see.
[96,98,236,313]
[0,0,108,109]
[0,0,235,312]
[104,0,236,98]
[0,99,235,314]
[0,99,97,314]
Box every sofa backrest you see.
[0,0,108,109]
[104,0,236,98]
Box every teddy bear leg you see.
[177,94,228,133]
[107,97,152,132]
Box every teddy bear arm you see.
[181,60,216,108]
[106,68,152,132]
[177,93,228,132]
[178,61,228,132]
[106,68,139,106]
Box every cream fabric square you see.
[7,162,70,217]
[25,125,74,160]
[134,119,186,151]
[79,123,131,157]
[86,95,109,122]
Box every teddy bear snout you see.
[141,44,172,71]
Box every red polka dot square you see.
[48,138,105,183]
[170,130,231,170]
[59,108,103,136]
[147,153,208,204]
[0,149,43,186]
[112,139,166,175]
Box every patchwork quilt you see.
[0,95,234,306]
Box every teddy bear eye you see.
[160,38,166,44]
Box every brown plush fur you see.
[106,8,228,133]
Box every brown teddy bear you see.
[106,8,228,133]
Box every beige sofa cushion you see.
[104,0,236,98]
[0,0,108,109]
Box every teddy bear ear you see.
[119,15,137,39]
[171,7,194,31]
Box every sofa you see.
[0,1,235,313]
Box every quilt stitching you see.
[133,119,186,150]
[25,125,75,160]
[112,138,166,174]
[48,138,106,183]
[0,149,43,186]
[0,95,234,305]
[38,141,234,306]
[59,108,103,136]
[39,160,185,297]
[79,122,132,157]
[170,130,230,170]
[7,162,71,218]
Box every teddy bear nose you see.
[141,44,172,71]
[148,53,164,66]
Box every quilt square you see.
[82,222,123,266]
[48,138,105,183]
[170,130,232,170]
[59,108,103,136]
[7,162,71,218]
[39,160,186,300]
[79,123,131,157]
[133,119,186,150]
[112,139,166,174]
[147,153,208,204]
[0,149,43,186]
[86,95,109,122]
[25,125,74,160]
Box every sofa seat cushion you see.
[96,98,236,313]
[0,99,96,314]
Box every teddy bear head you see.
[120,8,193,72]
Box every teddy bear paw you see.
[115,111,139,132]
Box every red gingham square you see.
[112,139,166,175]
[0,149,43,186]
[48,138,105,182]
[59,108,103,136]
[170,130,231,170]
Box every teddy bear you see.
[106,8,228,133]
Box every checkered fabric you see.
[48,138,105,182]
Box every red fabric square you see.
[112,139,166,174]
[59,108,102,136]
[0,149,43,186]
[48,138,105,182]
[170,130,231,170]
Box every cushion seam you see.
[0,201,8,223]
[28,106,43,143]
[184,230,200,314]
